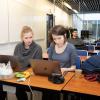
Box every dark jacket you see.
[14,41,42,68]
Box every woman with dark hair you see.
[48,25,77,72]
[42,25,77,100]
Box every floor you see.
[7,91,42,100]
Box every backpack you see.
[81,55,100,82]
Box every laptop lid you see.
[0,55,28,72]
[9,56,27,71]
[30,59,61,76]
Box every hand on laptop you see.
[61,65,76,73]
[61,68,67,74]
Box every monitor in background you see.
[81,30,89,39]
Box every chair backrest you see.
[76,56,81,69]
[96,42,100,46]
[98,52,100,56]
[77,50,88,56]
[86,45,95,51]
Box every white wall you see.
[55,7,72,27]
[72,14,83,37]
[0,0,72,54]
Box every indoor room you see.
[0,0,100,100]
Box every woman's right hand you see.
[61,68,67,74]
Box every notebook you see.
[30,59,61,76]
[0,55,28,72]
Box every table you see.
[0,68,75,100]
[88,50,99,56]
[95,46,100,50]
[63,74,100,96]
[0,68,74,92]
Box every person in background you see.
[68,29,85,49]
[42,25,77,100]
[14,26,42,100]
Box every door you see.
[46,14,55,48]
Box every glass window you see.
[98,20,100,40]
[88,20,97,40]
[83,20,87,30]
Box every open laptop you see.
[0,55,28,72]
[30,59,61,76]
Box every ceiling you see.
[48,0,100,14]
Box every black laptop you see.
[0,55,29,72]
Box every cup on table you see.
[75,69,82,79]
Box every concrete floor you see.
[7,91,42,100]
[3,85,42,100]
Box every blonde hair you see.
[20,26,33,40]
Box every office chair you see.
[98,52,100,56]
[96,42,100,46]
[76,56,81,69]
[86,45,98,56]
[77,50,88,56]
[86,45,95,51]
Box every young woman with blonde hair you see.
[14,26,42,100]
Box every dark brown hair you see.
[48,25,68,42]
[70,28,78,37]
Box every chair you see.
[77,50,88,56]
[86,45,98,56]
[96,42,100,46]
[86,45,95,51]
[76,56,81,69]
[98,52,100,56]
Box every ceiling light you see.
[64,2,78,14]
[64,2,72,10]
[73,9,78,13]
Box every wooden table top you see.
[63,75,100,96]
[0,68,74,91]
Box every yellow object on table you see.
[15,71,31,78]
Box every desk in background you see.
[95,46,100,50]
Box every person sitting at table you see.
[14,26,42,100]
[68,28,85,50]
[42,25,77,100]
